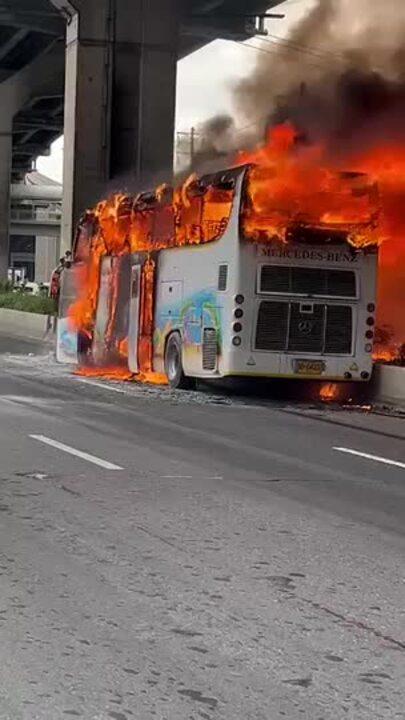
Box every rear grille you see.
[260,266,356,298]
[325,305,352,354]
[255,301,352,355]
[256,302,289,351]
[202,328,218,370]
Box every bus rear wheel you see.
[165,333,195,390]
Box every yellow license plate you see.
[294,360,325,375]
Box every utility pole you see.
[175,128,199,169]
[190,126,196,166]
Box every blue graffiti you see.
[156,288,222,348]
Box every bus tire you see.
[164,333,195,390]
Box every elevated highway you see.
[0,1,284,180]
[0,1,64,179]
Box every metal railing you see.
[10,206,62,223]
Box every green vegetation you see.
[0,292,56,315]
[0,280,13,294]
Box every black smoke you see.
[191,0,405,164]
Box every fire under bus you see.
[58,164,379,389]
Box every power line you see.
[278,0,313,5]
[239,36,387,77]
[237,40,328,72]
[264,34,348,63]
[233,120,268,136]
[187,28,335,70]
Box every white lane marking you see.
[77,379,127,394]
[161,475,223,480]
[162,475,193,479]
[334,447,405,470]
[29,435,123,471]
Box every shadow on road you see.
[199,376,373,409]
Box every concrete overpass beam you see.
[58,0,180,253]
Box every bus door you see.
[92,256,114,364]
[92,255,131,365]
[128,263,141,373]
[56,266,78,364]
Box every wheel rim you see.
[167,340,180,381]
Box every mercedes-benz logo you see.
[298,319,313,335]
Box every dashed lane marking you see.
[162,475,193,479]
[333,446,405,470]
[77,379,127,393]
[29,434,123,471]
[161,475,223,480]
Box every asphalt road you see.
[0,338,404,720]
[0,333,49,356]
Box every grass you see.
[0,280,13,293]
[0,292,56,315]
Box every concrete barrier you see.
[0,308,56,342]
[372,364,405,408]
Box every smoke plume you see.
[234,0,405,154]
[190,0,405,171]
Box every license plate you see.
[294,360,325,375]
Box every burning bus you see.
[58,150,380,389]
[153,167,378,388]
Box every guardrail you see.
[0,308,56,342]
[372,365,405,408]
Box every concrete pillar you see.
[58,0,180,253]
[0,121,12,280]
[0,44,65,280]
[35,236,59,284]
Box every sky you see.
[37,0,315,182]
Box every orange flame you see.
[74,366,134,381]
[319,383,340,402]
[238,123,379,245]
[373,347,400,364]
[74,365,168,385]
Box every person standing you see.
[49,257,65,304]
[64,250,72,269]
